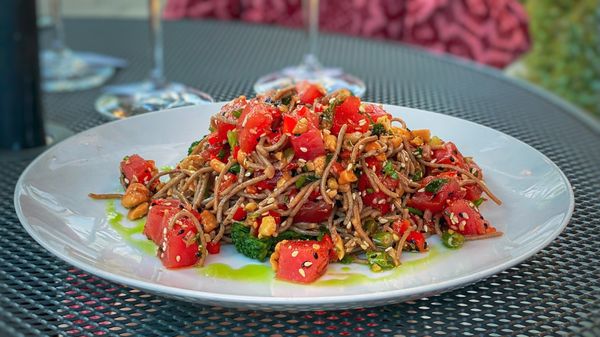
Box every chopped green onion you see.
[363,219,378,235]
[338,255,354,264]
[473,197,485,207]
[425,178,448,194]
[411,170,423,182]
[407,207,424,217]
[366,188,375,194]
[217,148,227,160]
[232,109,243,118]
[383,161,399,179]
[372,231,394,248]
[441,231,465,249]
[227,130,238,149]
[281,96,292,105]
[366,251,395,272]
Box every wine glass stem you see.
[303,0,320,70]
[149,0,165,88]
[49,0,66,53]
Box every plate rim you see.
[14,103,575,307]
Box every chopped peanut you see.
[305,160,315,171]
[410,136,424,146]
[327,178,339,190]
[209,159,226,173]
[127,202,149,220]
[276,172,292,188]
[313,155,326,176]
[121,182,150,208]
[274,151,283,161]
[327,189,338,198]
[338,183,350,192]
[245,202,258,211]
[278,104,288,113]
[292,117,309,134]
[333,235,345,260]
[338,170,358,185]
[365,141,382,152]
[200,210,218,233]
[376,116,391,131]
[258,215,277,238]
[237,150,248,168]
[270,240,285,272]
[411,129,431,143]
[178,155,203,170]
[324,134,337,152]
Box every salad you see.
[90,82,502,284]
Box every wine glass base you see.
[254,65,366,97]
[95,81,214,119]
[41,49,115,92]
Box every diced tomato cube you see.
[237,100,277,153]
[290,128,326,161]
[120,154,157,186]
[406,175,464,213]
[296,81,325,105]
[159,217,200,269]
[332,96,368,134]
[206,241,221,254]
[443,199,494,235]
[232,207,247,221]
[272,236,332,283]
[144,199,182,245]
[293,201,333,223]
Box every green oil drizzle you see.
[314,246,442,287]
[199,263,273,282]
[106,200,156,255]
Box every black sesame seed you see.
[313,252,319,259]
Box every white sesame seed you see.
[378,218,388,223]
[378,199,386,204]
[347,163,353,170]
[358,119,367,126]
[303,261,313,267]
[291,250,299,257]
[418,188,425,193]
[298,269,306,277]
[385,247,393,252]
[431,159,437,163]
[461,212,470,219]
[176,255,181,262]
[300,147,308,153]
[245,172,251,177]
[312,244,320,250]
[459,221,466,231]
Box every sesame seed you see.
[358,119,367,126]
[347,163,353,170]
[418,188,425,193]
[424,225,429,232]
[298,269,306,277]
[385,247,393,252]
[461,212,470,219]
[291,250,299,257]
[431,159,437,163]
[377,199,386,204]
[459,221,466,231]
[312,244,320,250]
[378,218,388,223]
[300,147,308,153]
[303,261,313,267]
[176,255,181,262]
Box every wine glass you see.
[41,0,116,92]
[95,0,213,119]
[254,0,366,96]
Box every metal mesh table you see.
[2,19,599,336]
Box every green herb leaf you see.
[281,96,292,105]
[411,170,423,181]
[407,207,424,217]
[227,130,238,149]
[187,140,201,155]
[366,188,375,194]
[383,161,399,180]
[424,178,448,194]
[232,109,243,118]
[217,148,227,160]
[229,163,241,174]
[295,174,318,189]
[473,197,485,207]
[371,123,387,136]
[338,255,354,264]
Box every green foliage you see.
[521,0,600,117]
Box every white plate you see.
[14,103,574,311]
